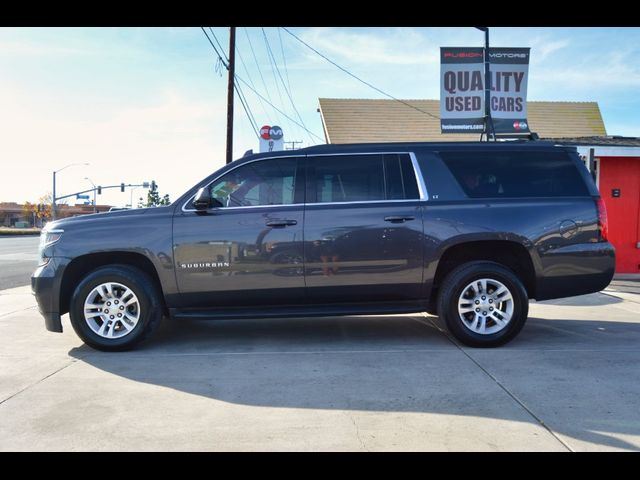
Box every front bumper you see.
[31,259,63,332]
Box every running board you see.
[170,302,425,321]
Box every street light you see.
[84,177,97,214]
[52,163,89,221]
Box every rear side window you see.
[310,155,385,203]
[440,150,589,198]
[384,154,420,200]
[308,154,419,203]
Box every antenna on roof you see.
[243,149,254,157]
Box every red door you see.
[598,157,640,273]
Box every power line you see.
[208,27,228,62]
[236,38,273,124]
[201,27,323,144]
[278,28,293,94]
[235,74,324,142]
[260,28,294,139]
[201,27,259,141]
[282,27,440,121]
[200,26,227,74]
[244,27,274,105]
[235,81,260,139]
[262,28,314,145]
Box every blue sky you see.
[1,27,639,205]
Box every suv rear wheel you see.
[69,265,163,351]
[437,261,528,347]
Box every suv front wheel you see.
[69,265,163,351]
[437,261,529,347]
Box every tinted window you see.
[384,154,420,200]
[311,155,385,203]
[205,158,298,207]
[440,150,589,198]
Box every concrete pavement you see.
[0,236,39,290]
[0,285,639,451]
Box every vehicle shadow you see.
[534,292,623,307]
[69,314,640,451]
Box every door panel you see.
[173,206,305,307]
[173,156,305,308]
[303,153,424,303]
[304,203,424,302]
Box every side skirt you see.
[170,301,426,321]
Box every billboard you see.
[440,47,530,135]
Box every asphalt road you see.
[0,236,40,290]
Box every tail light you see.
[596,197,609,241]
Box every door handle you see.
[384,216,415,223]
[266,219,298,228]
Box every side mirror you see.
[192,187,223,211]
[193,187,211,210]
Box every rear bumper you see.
[31,259,63,333]
[535,241,616,300]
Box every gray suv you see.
[32,142,615,350]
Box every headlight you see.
[38,229,63,265]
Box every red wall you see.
[598,157,640,273]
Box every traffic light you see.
[120,183,125,192]
[150,180,156,191]
[97,186,102,195]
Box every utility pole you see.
[226,27,236,165]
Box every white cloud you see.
[530,37,570,61]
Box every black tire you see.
[437,261,529,347]
[69,265,163,351]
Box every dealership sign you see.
[259,125,284,153]
[440,47,530,135]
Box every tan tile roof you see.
[318,98,606,143]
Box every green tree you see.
[144,183,171,207]
[23,193,53,225]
